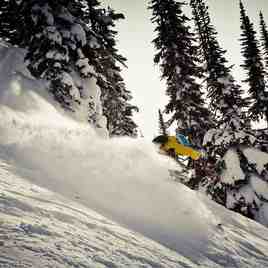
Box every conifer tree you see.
[240,1,268,124]
[0,0,12,42]
[89,6,138,137]
[21,1,96,117]
[190,0,261,219]
[148,0,213,147]
[0,0,138,134]
[260,12,268,69]
[0,0,23,45]
[101,69,138,137]
[158,109,167,136]
[0,0,101,119]
[190,0,252,160]
[190,0,248,125]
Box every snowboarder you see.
[152,135,201,160]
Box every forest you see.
[0,0,268,233]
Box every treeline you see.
[149,0,268,224]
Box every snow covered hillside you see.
[0,164,196,268]
[0,45,268,267]
[1,163,268,268]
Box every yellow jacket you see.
[160,136,201,160]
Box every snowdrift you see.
[0,45,268,267]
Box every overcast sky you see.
[101,0,268,139]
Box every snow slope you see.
[0,162,196,268]
[1,144,268,268]
[0,45,268,267]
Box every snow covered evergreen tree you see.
[148,0,213,147]
[24,1,83,112]
[190,0,252,160]
[0,0,137,135]
[0,0,12,42]
[101,68,138,137]
[0,0,101,123]
[158,109,167,137]
[240,1,268,124]
[0,0,22,45]
[86,6,138,137]
[260,11,268,69]
[190,0,268,222]
[190,0,248,123]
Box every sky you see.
[101,0,268,139]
